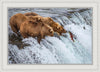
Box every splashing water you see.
[8,8,92,64]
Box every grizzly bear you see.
[42,17,67,35]
[24,12,67,35]
[20,20,54,43]
[9,13,42,36]
[9,13,28,36]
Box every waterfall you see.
[8,8,92,64]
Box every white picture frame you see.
[0,0,99,72]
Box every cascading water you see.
[8,8,92,64]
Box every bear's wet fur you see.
[10,13,28,36]
[9,12,66,43]
[24,12,39,16]
[9,13,42,36]
[20,20,54,43]
[42,17,67,35]
[24,12,67,35]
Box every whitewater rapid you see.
[8,8,92,64]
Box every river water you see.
[8,8,92,64]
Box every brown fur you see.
[24,12,67,35]
[24,12,39,16]
[31,16,67,35]
[20,20,54,43]
[10,13,28,35]
[27,16,42,22]
[42,17,67,35]
[9,13,42,36]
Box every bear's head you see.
[47,17,67,35]
[56,24,67,35]
[42,23,54,37]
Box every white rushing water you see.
[8,8,92,64]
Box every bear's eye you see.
[42,23,44,26]
[61,29,64,31]
[29,21,35,24]
[34,22,37,24]
[49,29,52,33]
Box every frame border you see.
[0,0,99,72]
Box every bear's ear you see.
[37,18,41,22]
[48,17,52,20]
[38,18,41,21]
